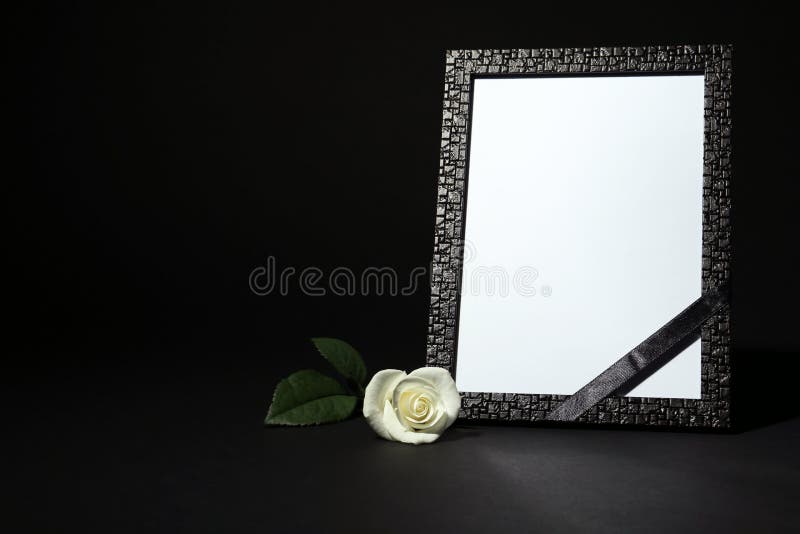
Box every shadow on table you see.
[437,426,483,443]
[734,349,800,431]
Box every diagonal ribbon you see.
[546,283,730,422]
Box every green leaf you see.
[311,338,367,387]
[264,369,357,426]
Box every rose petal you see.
[382,400,441,445]
[408,367,461,428]
[362,369,406,440]
[391,376,444,430]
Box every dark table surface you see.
[7,356,799,533]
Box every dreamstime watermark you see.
[248,240,552,298]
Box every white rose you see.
[362,367,461,445]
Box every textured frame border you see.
[426,45,732,428]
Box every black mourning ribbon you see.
[546,283,730,422]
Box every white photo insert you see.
[455,75,705,399]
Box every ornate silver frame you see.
[426,45,732,428]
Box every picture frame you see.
[426,45,732,428]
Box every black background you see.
[7,4,800,532]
